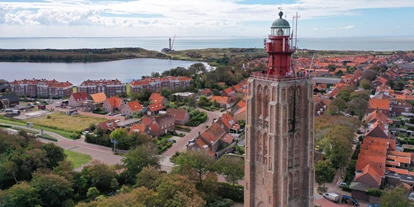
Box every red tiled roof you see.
[98,120,118,131]
[71,92,88,102]
[236,101,246,108]
[365,109,388,124]
[369,99,390,110]
[220,113,237,130]
[10,78,72,88]
[166,108,188,121]
[221,133,234,144]
[149,93,165,104]
[223,87,234,95]
[90,92,107,103]
[148,103,164,112]
[107,96,123,108]
[81,79,123,86]
[127,101,143,112]
[355,164,382,185]
[211,96,229,104]
[201,122,226,144]
[129,124,147,134]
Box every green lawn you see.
[64,150,92,169]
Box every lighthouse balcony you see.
[251,72,311,82]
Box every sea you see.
[0,36,413,84]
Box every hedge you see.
[367,188,383,197]
[217,183,244,203]
[186,112,207,126]
[175,125,191,132]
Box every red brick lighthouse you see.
[244,11,315,207]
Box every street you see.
[160,108,223,172]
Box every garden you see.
[186,108,208,126]
[31,112,106,132]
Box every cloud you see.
[312,28,319,30]
[1,0,414,30]
[339,25,355,30]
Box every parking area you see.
[14,110,51,120]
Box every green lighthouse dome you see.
[271,11,290,28]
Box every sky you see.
[0,0,414,38]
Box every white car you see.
[409,192,414,201]
[323,192,339,203]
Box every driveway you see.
[160,108,222,172]
[0,122,123,169]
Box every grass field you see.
[31,112,106,132]
[65,150,92,169]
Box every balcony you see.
[251,72,311,82]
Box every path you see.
[0,122,123,169]
[160,108,222,172]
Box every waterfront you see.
[1,36,414,51]
[0,58,201,84]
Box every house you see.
[141,114,175,137]
[216,113,243,134]
[129,123,149,134]
[103,96,126,113]
[210,96,231,108]
[121,100,143,116]
[129,76,193,93]
[390,100,412,116]
[90,92,107,104]
[149,93,168,105]
[0,80,10,93]
[166,108,190,125]
[198,88,213,97]
[0,94,19,109]
[68,92,89,107]
[222,87,235,97]
[187,122,234,158]
[231,100,246,115]
[97,120,119,132]
[78,79,126,97]
[368,99,390,116]
[232,101,246,121]
[146,103,165,116]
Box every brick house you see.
[210,96,231,108]
[198,88,213,97]
[10,78,73,98]
[166,108,190,125]
[216,113,243,134]
[68,92,89,107]
[222,87,235,97]
[141,114,175,137]
[187,122,234,158]
[121,100,143,116]
[78,79,126,97]
[97,120,119,132]
[390,100,412,116]
[103,96,126,112]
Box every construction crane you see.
[161,35,176,53]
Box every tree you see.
[52,160,74,182]
[110,178,119,192]
[359,79,372,90]
[346,97,368,119]
[328,64,336,72]
[350,91,370,102]
[380,186,412,207]
[41,143,66,169]
[214,155,245,185]
[315,160,335,188]
[336,86,355,102]
[330,98,347,112]
[81,160,116,192]
[197,96,211,107]
[362,69,377,81]
[174,151,215,186]
[156,174,205,207]
[1,181,41,207]
[326,105,339,116]
[135,166,162,190]
[122,143,160,180]
[30,172,73,207]
[86,187,100,200]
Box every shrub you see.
[217,183,244,202]
[342,185,351,192]
[367,188,383,197]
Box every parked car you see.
[342,195,359,206]
[368,204,379,207]
[339,182,348,188]
[323,193,339,203]
[408,192,414,201]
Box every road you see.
[0,122,123,170]
[160,108,223,171]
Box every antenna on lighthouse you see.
[293,12,300,50]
